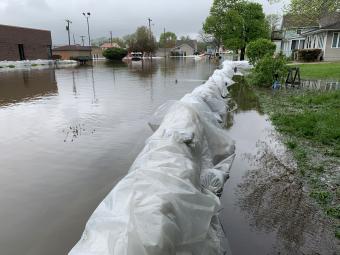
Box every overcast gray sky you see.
[0,0,289,45]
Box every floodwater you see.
[0,60,338,255]
[0,59,218,255]
[221,82,338,254]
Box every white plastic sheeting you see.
[69,60,251,255]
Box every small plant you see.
[249,54,288,87]
[310,190,332,205]
[246,38,276,65]
[31,63,38,67]
[103,47,128,60]
[7,65,15,68]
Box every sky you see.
[0,0,289,45]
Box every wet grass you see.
[291,62,340,80]
[256,88,340,238]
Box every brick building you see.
[0,24,52,61]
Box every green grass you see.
[256,88,340,238]
[292,62,340,80]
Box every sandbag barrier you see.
[69,60,252,255]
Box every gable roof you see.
[53,45,92,51]
[175,40,197,49]
[322,21,340,30]
[282,14,319,29]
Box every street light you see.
[82,12,91,46]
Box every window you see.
[332,32,340,48]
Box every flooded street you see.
[0,59,218,255]
[0,60,338,255]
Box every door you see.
[18,44,25,60]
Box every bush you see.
[297,49,322,62]
[250,54,288,87]
[103,47,128,60]
[246,39,276,65]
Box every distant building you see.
[0,24,52,61]
[271,30,283,54]
[171,40,198,56]
[52,45,92,60]
[100,42,120,51]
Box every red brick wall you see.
[0,25,52,61]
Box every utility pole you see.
[147,17,152,34]
[82,12,91,46]
[73,33,76,45]
[164,27,166,58]
[80,36,86,46]
[65,19,72,46]
[110,31,113,46]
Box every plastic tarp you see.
[69,60,252,255]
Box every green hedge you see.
[103,48,128,60]
[246,38,276,65]
[297,49,322,62]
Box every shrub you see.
[246,38,276,65]
[7,65,15,68]
[103,47,127,60]
[297,49,322,62]
[250,54,288,87]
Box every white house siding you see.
[172,44,195,56]
[324,31,340,61]
[273,40,281,54]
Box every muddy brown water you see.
[0,60,338,255]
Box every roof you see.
[0,24,50,33]
[52,45,92,51]
[322,21,340,30]
[175,40,197,49]
[302,21,340,35]
[100,42,120,48]
[281,14,319,29]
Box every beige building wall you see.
[324,31,340,61]
[52,50,91,60]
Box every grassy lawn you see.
[256,88,340,238]
[291,62,340,80]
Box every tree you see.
[224,2,270,60]
[203,0,269,60]
[124,26,157,53]
[266,14,281,32]
[91,37,126,48]
[159,32,177,48]
[271,0,340,22]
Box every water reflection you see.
[225,80,262,129]
[0,69,58,106]
[237,139,337,254]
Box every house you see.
[171,40,198,56]
[0,24,52,61]
[280,15,319,57]
[302,13,340,61]
[271,30,283,54]
[100,42,120,51]
[52,45,92,61]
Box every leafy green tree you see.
[271,0,339,22]
[203,0,269,60]
[159,32,177,48]
[246,39,276,65]
[124,26,157,53]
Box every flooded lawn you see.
[0,60,338,255]
[221,82,339,254]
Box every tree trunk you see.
[240,47,246,61]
